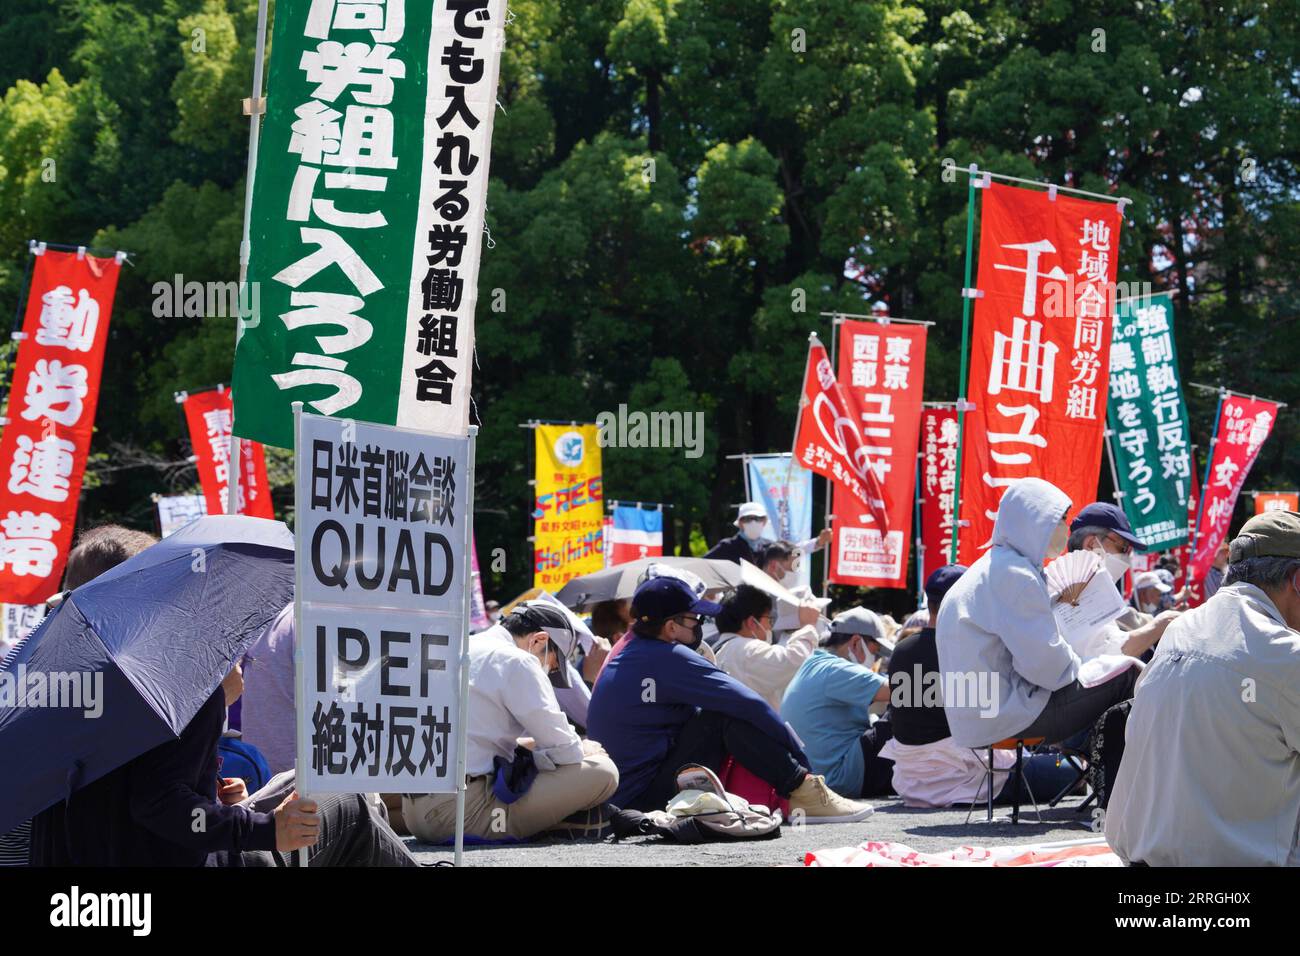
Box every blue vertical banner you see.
[745,454,813,589]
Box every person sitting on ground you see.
[713,584,821,711]
[780,607,897,799]
[1106,511,1300,865]
[587,576,872,822]
[596,566,716,683]
[30,658,416,867]
[937,478,1140,751]
[881,565,1081,807]
[1130,570,1172,618]
[403,601,618,844]
[1064,503,1177,659]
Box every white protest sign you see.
[294,410,471,794]
[156,493,208,537]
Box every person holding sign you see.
[402,602,619,844]
[936,479,1139,749]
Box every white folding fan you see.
[1044,549,1103,606]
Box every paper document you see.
[1052,571,1126,647]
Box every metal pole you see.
[914,450,924,608]
[1189,391,1225,559]
[454,425,479,866]
[291,401,309,867]
[1103,428,1124,508]
[228,0,271,516]
[823,329,836,597]
[949,170,978,562]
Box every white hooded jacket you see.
[935,478,1081,747]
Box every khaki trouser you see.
[403,753,619,842]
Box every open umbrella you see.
[554,556,743,610]
[0,515,293,834]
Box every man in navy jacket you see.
[587,576,873,822]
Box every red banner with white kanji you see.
[0,249,119,603]
[1189,395,1279,584]
[182,388,275,518]
[829,321,926,587]
[958,183,1123,564]
[793,336,890,533]
[919,406,960,585]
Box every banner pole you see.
[455,425,479,867]
[1103,428,1124,507]
[824,323,837,596]
[1189,391,1225,559]
[949,169,979,563]
[914,451,924,608]
[226,0,271,516]
[290,401,309,868]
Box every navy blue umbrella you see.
[0,516,294,834]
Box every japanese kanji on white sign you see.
[294,409,471,793]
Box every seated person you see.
[31,662,415,867]
[403,602,618,844]
[780,608,896,799]
[1064,503,1176,657]
[1107,512,1300,865]
[713,584,821,711]
[936,478,1139,750]
[587,576,871,822]
[882,565,1080,807]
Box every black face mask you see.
[684,620,704,649]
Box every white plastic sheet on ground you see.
[803,835,1121,867]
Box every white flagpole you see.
[227,0,271,515]
[454,425,479,866]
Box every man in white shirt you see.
[403,602,618,843]
[1107,511,1300,866]
[713,584,821,711]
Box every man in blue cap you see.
[587,576,873,821]
[1067,501,1178,660]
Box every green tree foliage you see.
[0,0,1295,607]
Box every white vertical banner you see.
[396,0,507,433]
[294,409,471,794]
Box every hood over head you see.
[989,478,1072,566]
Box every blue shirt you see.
[587,634,803,807]
[780,650,886,796]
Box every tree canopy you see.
[1,0,1296,607]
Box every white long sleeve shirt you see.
[464,626,584,776]
[713,624,820,712]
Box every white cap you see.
[1133,570,1172,593]
[735,501,768,527]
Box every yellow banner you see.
[533,424,604,589]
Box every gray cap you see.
[828,607,894,654]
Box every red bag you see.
[720,757,790,817]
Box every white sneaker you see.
[788,774,874,824]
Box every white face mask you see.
[752,618,772,644]
[1092,543,1132,583]
[850,640,875,669]
[1139,600,1159,615]
[741,521,765,541]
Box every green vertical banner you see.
[1106,293,1193,549]
[233,0,506,448]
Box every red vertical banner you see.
[919,406,959,583]
[958,183,1122,564]
[182,388,275,518]
[1189,396,1279,584]
[830,321,927,587]
[0,249,119,602]
[793,336,889,531]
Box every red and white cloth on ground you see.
[805,836,1120,867]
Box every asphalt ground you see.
[408,793,1101,867]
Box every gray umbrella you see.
[554,556,743,610]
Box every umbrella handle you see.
[61,759,86,865]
